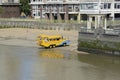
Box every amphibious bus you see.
[37,34,70,48]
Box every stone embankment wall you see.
[0,20,85,31]
[78,29,120,55]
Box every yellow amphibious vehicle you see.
[37,34,70,48]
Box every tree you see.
[20,0,30,16]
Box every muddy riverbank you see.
[0,28,86,54]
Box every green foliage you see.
[0,7,3,13]
[114,42,120,50]
[20,0,30,16]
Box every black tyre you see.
[63,43,66,46]
[49,45,53,48]
[52,45,56,48]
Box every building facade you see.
[30,0,120,21]
[0,0,20,18]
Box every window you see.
[102,3,111,9]
[8,0,14,3]
[75,7,79,12]
[108,3,111,9]
[68,7,72,11]
[33,14,35,16]
[115,0,120,1]
[80,3,98,10]
[87,4,94,9]
[115,3,120,9]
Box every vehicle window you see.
[49,39,52,41]
[45,37,63,41]
[57,38,60,40]
[44,38,48,42]
[39,37,42,40]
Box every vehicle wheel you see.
[49,45,53,48]
[45,47,48,49]
[52,45,56,48]
[63,43,66,46]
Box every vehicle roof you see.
[38,34,62,39]
[48,35,62,38]
[38,34,48,38]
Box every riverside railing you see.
[0,20,86,31]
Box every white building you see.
[30,0,45,19]
[30,0,120,21]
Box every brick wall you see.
[0,5,20,18]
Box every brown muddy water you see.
[0,45,120,80]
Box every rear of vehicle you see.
[37,35,49,47]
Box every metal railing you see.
[80,28,120,35]
[105,29,120,35]
[80,28,95,33]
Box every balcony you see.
[46,0,63,4]
[30,1,44,5]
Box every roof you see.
[38,34,62,39]
[38,34,48,38]
[48,35,62,39]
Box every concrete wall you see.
[79,29,120,42]
[0,20,85,31]
[78,29,120,55]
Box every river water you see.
[0,45,120,80]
